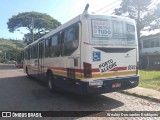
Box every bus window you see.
[31,45,36,59]
[45,39,50,58]
[39,43,42,59]
[63,24,79,56]
[75,24,79,41]
[24,49,27,60]
[126,24,135,41]
[31,46,33,59]
[50,34,60,57]
[35,44,38,58]
[127,24,135,32]
[113,21,124,34]
[27,47,31,60]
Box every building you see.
[140,33,160,70]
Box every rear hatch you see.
[88,15,138,79]
[91,47,137,79]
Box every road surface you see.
[0,65,159,119]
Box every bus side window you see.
[38,43,42,59]
[63,23,79,56]
[32,46,34,59]
[35,44,38,58]
[49,37,51,57]
[31,46,33,59]
[31,45,36,59]
[61,31,65,55]
[28,47,31,60]
[61,31,64,43]
[74,23,79,48]
[24,49,28,60]
[45,39,50,58]
[50,34,60,57]
[75,24,79,40]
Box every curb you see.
[119,90,160,103]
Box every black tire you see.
[26,67,30,78]
[47,73,55,91]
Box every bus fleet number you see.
[128,65,136,70]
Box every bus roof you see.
[24,13,135,49]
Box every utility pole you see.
[32,17,34,42]
[16,38,17,62]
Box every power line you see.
[61,1,121,23]
[61,9,81,23]
[103,4,120,14]
[94,0,120,14]
[103,0,159,15]
[147,0,159,9]
[147,0,156,8]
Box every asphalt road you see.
[0,65,160,119]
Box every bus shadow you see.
[55,91,124,110]
[28,77,124,112]
[0,75,124,116]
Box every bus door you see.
[38,41,45,80]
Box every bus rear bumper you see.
[86,76,139,94]
[55,75,139,95]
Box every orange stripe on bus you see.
[92,71,136,78]
[28,66,135,79]
[52,70,67,76]
[46,66,99,73]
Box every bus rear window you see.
[113,21,123,34]
[92,20,111,38]
[127,24,135,32]
[91,19,136,45]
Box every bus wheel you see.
[47,74,55,91]
[26,67,30,78]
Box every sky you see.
[0,0,121,40]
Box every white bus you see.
[24,10,139,94]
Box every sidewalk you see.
[120,87,160,102]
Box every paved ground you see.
[122,87,160,102]
[0,65,160,120]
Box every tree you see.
[5,49,23,63]
[0,52,5,63]
[23,32,48,44]
[149,3,160,30]
[114,0,153,48]
[7,12,61,44]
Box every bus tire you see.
[26,67,30,78]
[47,73,55,91]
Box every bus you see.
[23,9,139,94]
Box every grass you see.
[0,39,25,51]
[0,63,15,65]
[139,70,160,91]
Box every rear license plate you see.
[112,83,121,88]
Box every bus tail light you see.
[83,62,92,78]
[136,61,139,75]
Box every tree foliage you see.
[23,32,48,44]
[113,0,153,46]
[156,3,160,17]
[0,38,25,63]
[7,12,61,44]
[6,49,23,63]
[0,49,23,63]
[114,0,151,18]
[149,3,160,30]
